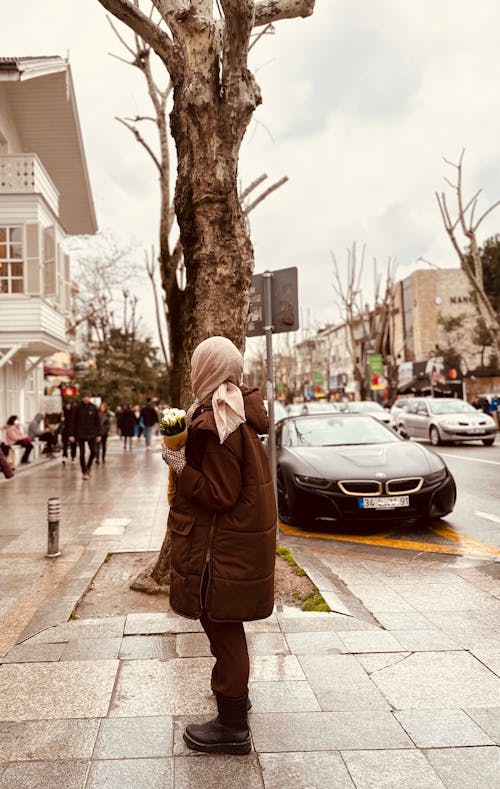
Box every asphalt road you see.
[279,438,500,560]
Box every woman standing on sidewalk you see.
[161,336,276,756]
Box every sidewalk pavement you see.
[1,437,499,787]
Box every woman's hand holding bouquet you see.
[160,408,187,503]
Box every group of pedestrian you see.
[472,392,499,426]
[116,399,159,450]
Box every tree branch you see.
[254,0,315,27]
[240,173,267,201]
[115,116,162,173]
[243,176,289,215]
[97,0,178,71]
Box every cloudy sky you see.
[4,0,500,343]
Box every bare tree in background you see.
[332,243,398,400]
[108,5,289,402]
[436,150,500,361]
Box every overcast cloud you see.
[3,1,500,341]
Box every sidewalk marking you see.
[93,518,130,536]
[439,452,500,466]
[278,521,500,558]
[476,511,500,525]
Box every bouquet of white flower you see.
[159,407,186,438]
[160,408,187,504]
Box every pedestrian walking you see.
[96,402,111,464]
[27,413,58,457]
[69,393,99,479]
[161,336,276,755]
[60,401,77,465]
[133,405,143,440]
[140,398,159,449]
[119,405,135,450]
[2,416,33,464]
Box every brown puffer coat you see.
[168,387,277,622]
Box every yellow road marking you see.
[278,521,500,558]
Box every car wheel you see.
[277,471,294,525]
[482,437,495,446]
[429,426,441,446]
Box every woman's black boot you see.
[183,692,251,755]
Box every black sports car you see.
[275,413,456,525]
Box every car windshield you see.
[287,415,397,447]
[429,400,476,415]
[350,401,384,413]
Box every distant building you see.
[0,56,96,424]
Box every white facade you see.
[0,56,96,427]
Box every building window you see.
[0,226,24,294]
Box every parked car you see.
[390,397,414,426]
[285,401,348,417]
[398,397,497,446]
[347,400,393,426]
[263,400,288,423]
[275,412,456,526]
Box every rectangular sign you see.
[368,353,386,390]
[246,267,299,337]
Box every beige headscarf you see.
[189,336,246,443]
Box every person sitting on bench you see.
[28,413,58,457]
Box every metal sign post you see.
[247,267,299,505]
[263,272,277,501]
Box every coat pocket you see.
[168,509,195,536]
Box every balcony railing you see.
[0,154,59,216]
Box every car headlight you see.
[440,420,457,430]
[424,468,447,484]
[294,474,331,489]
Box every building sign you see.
[368,354,386,390]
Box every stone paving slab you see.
[341,748,446,789]
[22,617,126,644]
[465,707,500,744]
[60,637,123,661]
[284,630,344,655]
[119,634,177,661]
[337,629,404,653]
[247,680,321,713]
[0,759,90,788]
[395,708,495,747]
[249,654,306,682]
[92,716,173,759]
[389,628,461,651]
[298,654,390,712]
[1,641,65,664]
[0,719,100,762]
[371,611,435,630]
[250,711,412,751]
[369,651,500,709]
[424,745,500,789]
[109,658,215,717]
[0,660,118,721]
[259,751,355,789]
[173,753,263,789]
[86,757,173,789]
[124,613,203,635]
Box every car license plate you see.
[468,428,485,434]
[358,496,409,509]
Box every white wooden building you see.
[0,56,96,426]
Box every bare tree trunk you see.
[98,0,316,592]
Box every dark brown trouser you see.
[200,611,249,698]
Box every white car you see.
[348,400,393,426]
[398,397,497,446]
[390,398,413,426]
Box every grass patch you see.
[276,545,306,576]
[276,545,330,612]
[301,586,331,613]
[103,553,112,563]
